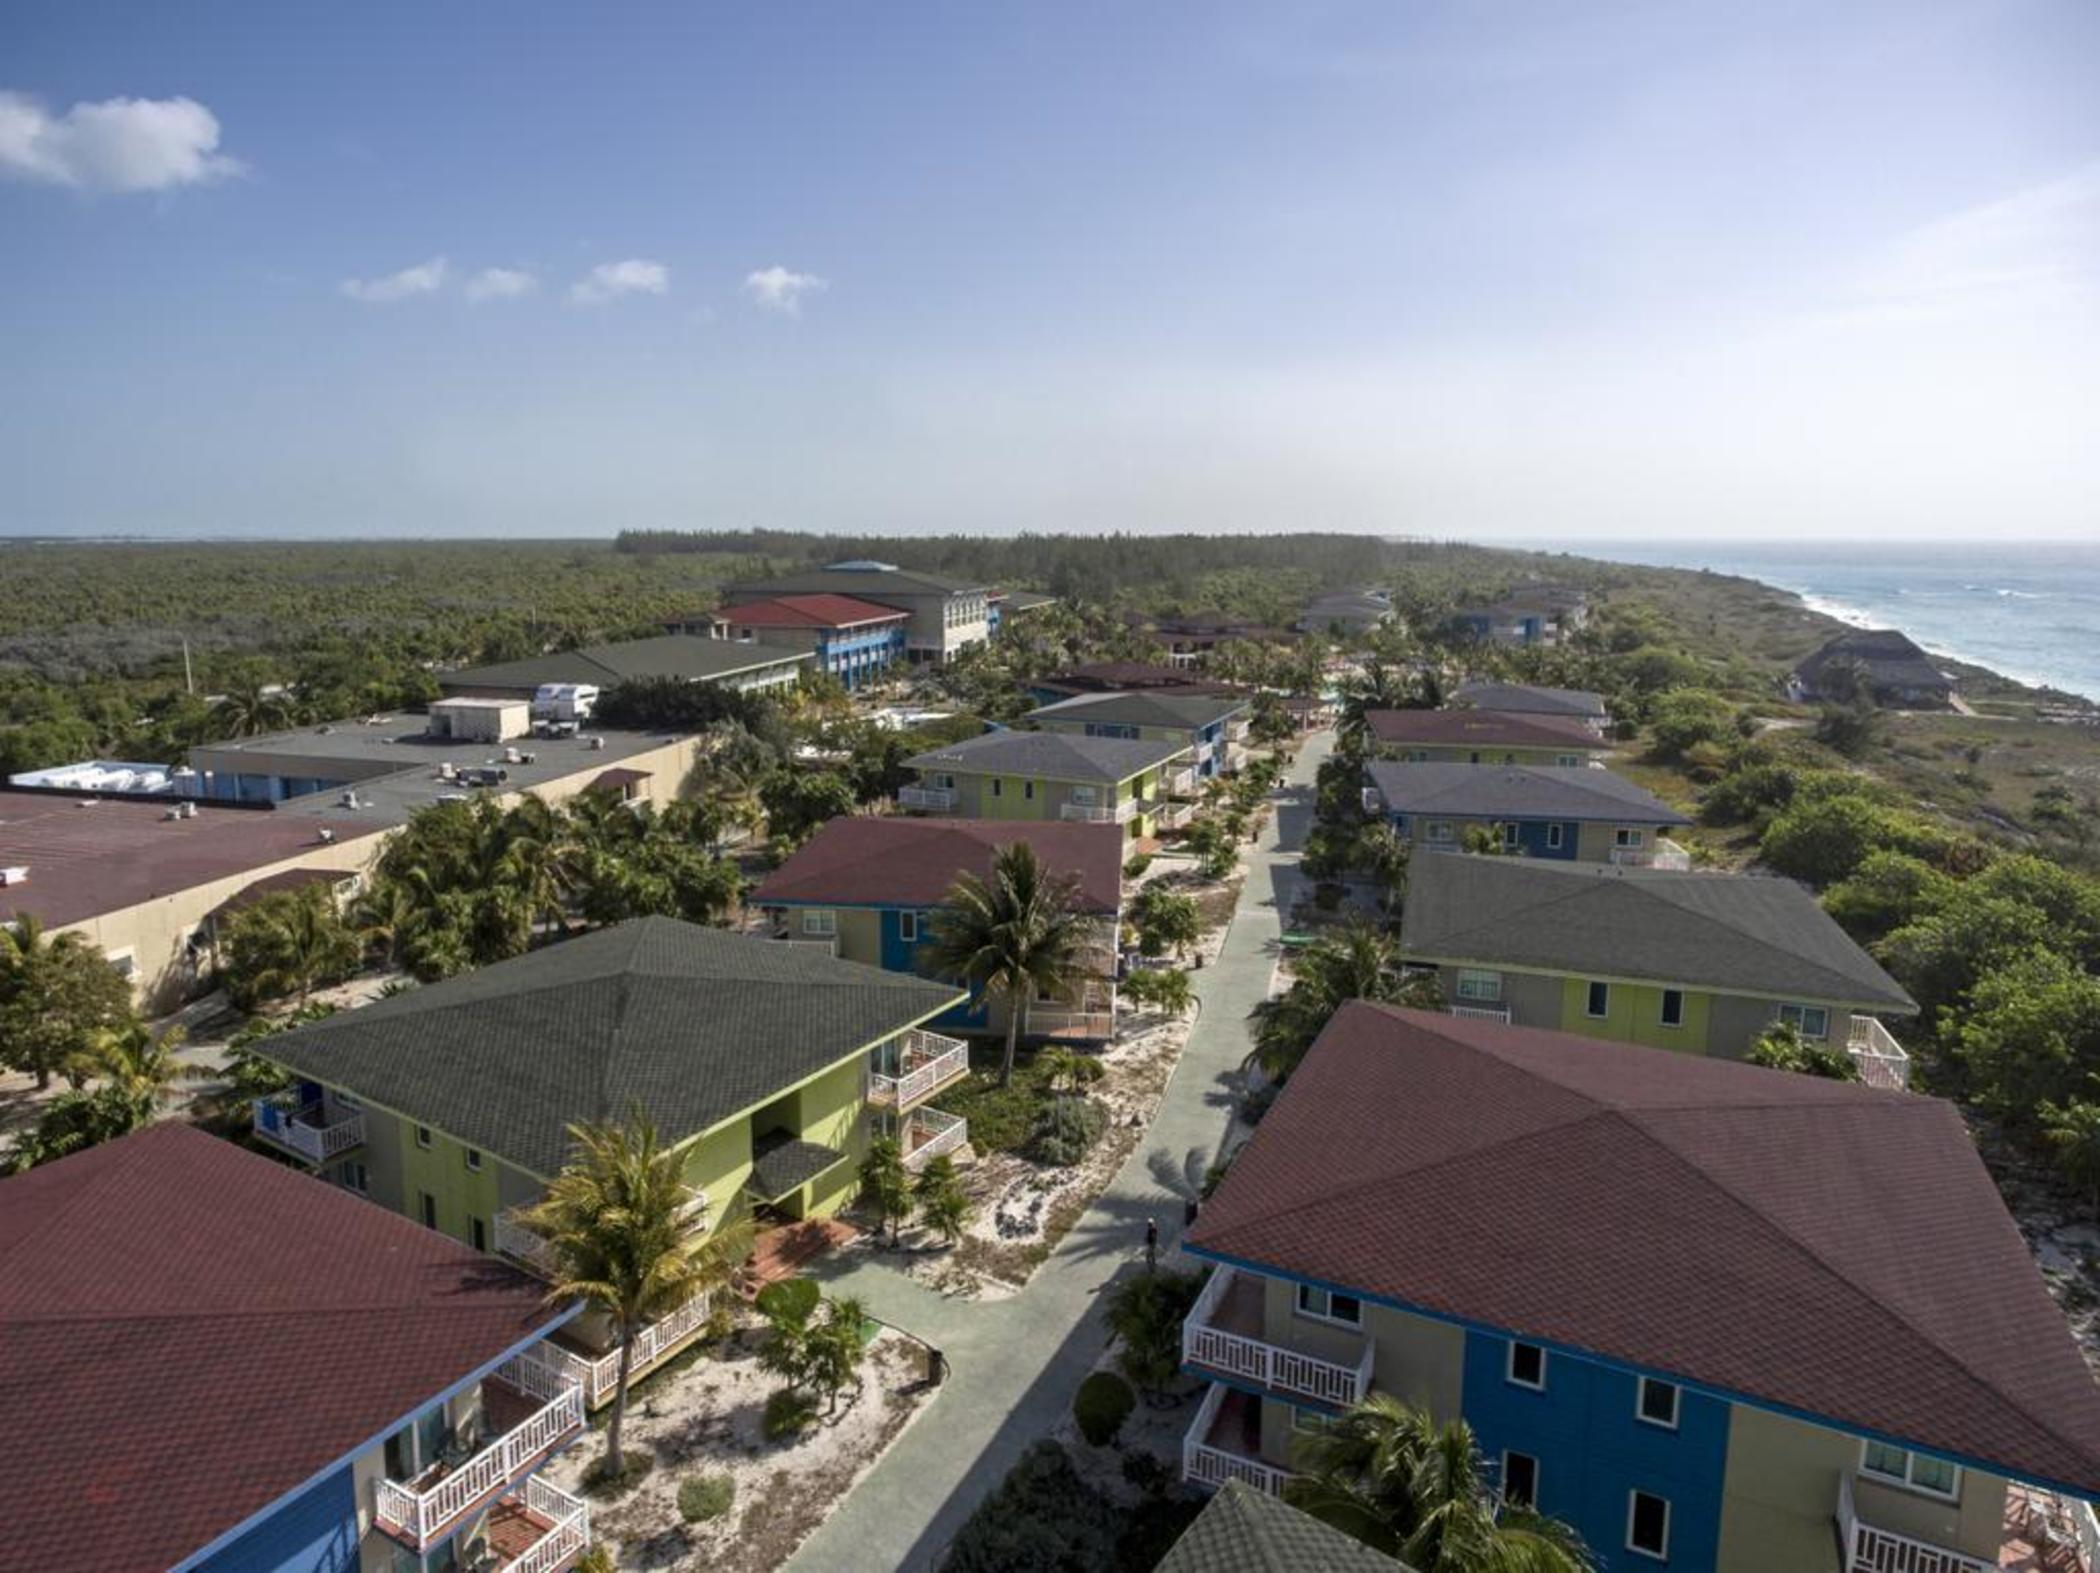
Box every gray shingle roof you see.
[1451,682,1608,719]
[1155,1482,1409,1573]
[1399,854,1916,1010]
[747,1134,848,1202]
[439,634,808,693]
[257,918,965,1176]
[1025,690,1249,732]
[907,728,1189,784]
[1365,762,1689,825]
[735,565,987,598]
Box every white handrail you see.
[1180,1265,1372,1406]
[375,1379,584,1549]
[902,1107,967,1171]
[1448,1003,1511,1023]
[1182,1384,1293,1496]
[870,1031,971,1107]
[506,1478,591,1573]
[899,785,955,811]
[250,1094,365,1164]
[1836,1473,1995,1573]
[535,1291,713,1407]
[1847,1016,1912,1091]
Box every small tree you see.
[914,1153,971,1244]
[1121,966,1193,1018]
[221,886,362,1008]
[927,842,1089,1085]
[2042,1097,2100,1217]
[756,1278,868,1415]
[1103,1268,1203,1396]
[0,914,135,1091]
[1038,1045,1105,1096]
[1746,1021,1860,1081]
[1132,888,1200,965]
[858,1135,914,1246]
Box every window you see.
[1295,1284,1362,1326]
[1507,1341,1546,1390]
[1456,969,1503,1003]
[1637,1377,1680,1429]
[1585,981,1611,1018]
[419,1192,438,1230]
[1291,1407,1334,1436]
[898,910,918,942]
[415,1125,433,1150]
[1024,780,1035,800]
[1779,1003,1831,1040]
[932,773,954,791]
[1499,822,1522,850]
[469,1216,488,1252]
[1615,827,1646,848]
[340,1161,370,1195]
[1501,1451,1538,1508]
[1861,1442,1960,1501]
[802,909,837,937]
[1072,785,1098,804]
[1626,1491,1671,1560]
[1660,990,1685,1029]
[1426,820,1455,843]
[1468,751,1482,764]
[1546,823,1565,850]
[1558,754,1582,767]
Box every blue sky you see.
[3,1,2096,540]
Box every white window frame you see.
[1636,1376,1680,1430]
[1426,820,1455,843]
[415,1125,434,1150]
[1558,753,1582,767]
[1499,821,1522,850]
[1545,823,1565,850]
[1294,1283,1363,1327]
[802,908,837,937]
[1501,1450,1539,1508]
[464,1147,482,1173]
[1778,1002,1830,1040]
[1660,989,1685,1029]
[1860,1441,1962,1502]
[1585,981,1611,1019]
[1456,969,1504,1003]
[1291,1406,1334,1436]
[1615,827,1646,848]
[1626,1491,1671,1561]
[898,910,918,942]
[341,1161,370,1195]
[1506,1341,1547,1391]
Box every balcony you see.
[898,784,956,813]
[1448,1002,1511,1024]
[374,1353,585,1552]
[1162,765,1200,798]
[1151,800,1195,831]
[1182,1265,1374,1408]
[869,1028,971,1109]
[1835,1472,2097,1573]
[1609,837,1693,871]
[496,1189,707,1281]
[537,1291,713,1409]
[1183,1384,1292,1497]
[250,1091,364,1165]
[1848,1016,1912,1091]
[483,1478,591,1573]
[1061,799,1138,824]
[901,1106,967,1172]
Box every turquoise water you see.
[1564,542,2100,702]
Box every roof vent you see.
[316,827,336,845]
[181,800,197,819]
[0,866,27,886]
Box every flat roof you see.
[0,789,378,929]
[0,1124,565,1572]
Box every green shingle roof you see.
[439,633,807,692]
[258,918,965,1176]
[906,728,1189,784]
[747,1134,848,1202]
[1399,855,1916,1011]
[1154,1482,1409,1573]
[1025,690,1249,732]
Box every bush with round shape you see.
[1027,1096,1108,1167]
[678,1472,735,1523]
[1073,1370,1136,1447]
[763,1386,819,1441]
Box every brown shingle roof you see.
[712,593,912,629]
[1364,709,1602,749]
[1189,1004,2100,1495]
[0,1125,568,1572]
[753,816,1122,913]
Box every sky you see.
[2,1,2096,542]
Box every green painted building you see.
[1022,689,1251,780]
[1397,854,1917,1078]
[901,727,1196,840]
[253,917,965,1402]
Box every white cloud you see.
[466,267,538,303]
[340,257,449,304]
[0,90,243,193]
[743,265,826,314]
[570,258,669,305]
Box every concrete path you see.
[789,732,1333,1572]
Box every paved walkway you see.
[789,732,1332,1572]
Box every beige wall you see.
[1718,1406,2007,1573]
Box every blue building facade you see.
[814,620,908,690]
[1384,810,1583,860]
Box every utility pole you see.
[182,636,194,696]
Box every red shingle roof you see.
[0,1125,567,1571]
[1190,1004,2100,1494]
[712,593,912,630]
[753,817,1122,914]
[1363,709,1601,749]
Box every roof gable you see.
[1365,763,1689,825]
[753,817,1122,912]
[1026,690,1249,731]
[906,728,1189,784]
[1451,682,1608,718]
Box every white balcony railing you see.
[1151,800,1195,831]
[1029,1008,1117,1039]
[1060,799,1138,824]
[1182,1266,1374,1407]
[869,1029,971,1108]
[374,1358,585,1551]
[1837,1473,1995,1573]
[1609,837,1692,871]
[536,1291,713,1408]
[503,1477,591,1573]
[251,1093,365,1165]
[1448,1003,1511,1023]
[493,1208,559,1275]
[902,1106,967,1172]
[1848,1016,1912,1091]
[1163,766,1199,798]
[898,785,956,812]
[1183,1384,1293,1497]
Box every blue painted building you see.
[4,1124,594,1573]
[707,592,912,690]
[1178,1005,2100,1573]
[1362,760,1689,864]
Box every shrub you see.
[1028,1096,1108,1166]
[1104,1269,1205,1394]
[1122,852,1153,879]
[678,1472,736,1523]
[1073,1370,1136,1446]
[944,1441,1118,1573]
[1647,687,1739,762]
[1120,1448,1174,1497]
[581,1450,655,1497]
[763,1386,819,1441]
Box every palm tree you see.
[1356,822,1411,915]
[1288,1393,1593,1570]
[927,842,1088,1085]
[88,1020,210,1125]
[224,885,361,1006]
[349,876,422,970]
[211,673,298,738]
[1251,919,1408,1082]
[524,1114,753,1478]
[0,912,135,1090]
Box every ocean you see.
[1561,542,2100,703]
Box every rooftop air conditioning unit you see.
[181,801,198,819]
[316,828,336,844]
[164,807,183,822]
[587,736,606,751]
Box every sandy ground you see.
[545,1323,937,1572]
